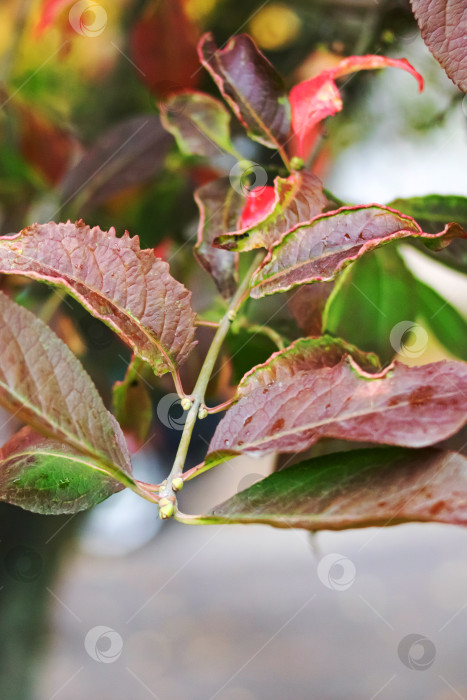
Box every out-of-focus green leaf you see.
[415,279,467,360]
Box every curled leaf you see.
[290,55,423,159]
[0,427,124,515]
[214,170,327,252]
[198,33,291,151]
[0,222,197,376]
[250,205,467,298]
[198,447,467,530]
[208,358,467,457]
[160,91,238,158]
[193,177,244,297]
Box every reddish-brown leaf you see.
[288,282,334,336]
[193,177,244,298]
[250,205,467,298]
[0,222,197,376]
[290,55,423,159]
[236,336,380,399]
[131,0,200,96]
[410,0,467,91]
[0,291,133,485]
[198,33,291,150]
[197,447,467,530]
[214,171,327,252]
[61,116,171,212]
[208,358,467,458]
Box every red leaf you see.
[193,178,244,298]
[411,0,467,91]
[208,357,467,458]
[131,1,200,96]
[35,0,73,34]
[17,106,75,186]
[198,33,291,150]
[239,186,276,228]
[0,222,197,376]
[290,55,423,159]
[215,170,327,252]
[250,205,467,298]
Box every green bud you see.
[159,501,175,519]
[181,397,192,411]
[198,405,208,420]
[172,477,184,492]
[290,156,305,171]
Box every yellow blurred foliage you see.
[249,3,301,51]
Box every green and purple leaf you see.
[250,205,467,298]
[0,221,197,376]
[160,91,239,158]
[208,357,467,458]
[290,55,423,159]
[198,33,291,151]
[196,447,467,530]
[236,335,380,399]
[214,170,327,252]
[0,290,133,487]
[0,427,124,515]
[410,0,466,91]
[112,356,154,453]
[193,177,244,297]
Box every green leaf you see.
[323,246,417,364]
[415,279,467,360]
[112,356,154,453]
[0,427,124,515]
[194,447,467,530]
[388,195,467,230]
[160,91,239,158]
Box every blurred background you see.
[0,0,466,698]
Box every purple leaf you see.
[197,447,467,530]
[214,170,327,252]
[208,357,467,458]
[61,116,171,212]
[0,222,197,376]
[0,290,133,486]
[160,91,239,158]
[410,0,467,91]
[250,205,467,298]
[0,427,125,515]
[193,177,244,297]
[198,33,291,151]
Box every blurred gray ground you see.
[37,514,467,700]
